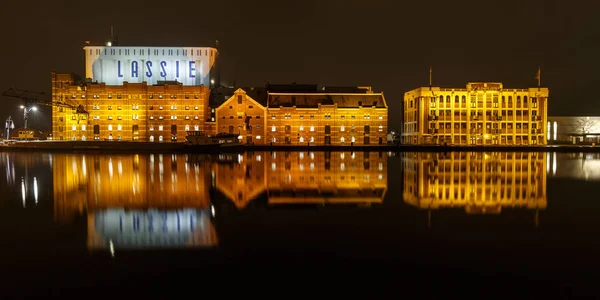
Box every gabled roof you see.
[209,86,268,107]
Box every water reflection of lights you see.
[553,152,557,175]
[33,177,38,204]
[21,177,25,208]
[109,240,115,258]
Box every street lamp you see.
[20,105,37,129]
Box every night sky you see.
[1,0,599,132]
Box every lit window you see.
[194,125,199,131]
[81,125,86,131]
[108,124,113,131]
[117,116,122,120]
[310,136,314,143]
[159,94,163,99]
[256,135,261,140]
[150,116,154,120]
[72,125,76,131]
[299,136,304,143]
[310,126,314,132]
[117,106,122,110]
[149,126,154,131]
[185,116,190,120]
[194,116,199,120]
[351,136,355,143]
[553,121,558,141]
[272,137,276,143]
[379,115,383,120]
[271,115,276,120]
[340,125,345,132]
[299,125,304,131]
[158,125,164,131]
[171,105,177,110]
[271,126,276,132]
[194,106,199,110]
[379,125,383,132]
[159,116,164,120]
[159,106,163,110]
[117,125,122,131]
[185,125,190,131]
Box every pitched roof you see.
[267,93,386,108]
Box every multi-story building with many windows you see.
[402,82,549,145]
[52,43,219,142]
[265,85,388,145]
[51,72,211,142]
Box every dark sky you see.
[1,0,599,132]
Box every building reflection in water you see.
[402,152,547,219]
[212,151,388,208]
[547,152,600,181]
[52,153,217,251]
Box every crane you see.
[1,88,89,129]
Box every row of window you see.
[92,105,200,110]
[83,94,201,100]
[270,136,382,145]
[270,114,383,120]
[268,125,384,134]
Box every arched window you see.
[149,135,155,142]
[159,136,163,142]
[340,137,345,143]
[299,136,304,143]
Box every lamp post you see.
[19,105,37,130]
[5,116,14,139]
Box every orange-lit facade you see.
[212,151,388,208]
[215,88,267,144]
[266,90,388,145]
[402,152,547,214]
[51,72,211,142]
[402,82,549,145]
[211,86,389,146]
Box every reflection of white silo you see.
[87,208,217,250]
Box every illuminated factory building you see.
[214,85,388,145]
[51,41,388,145]
[402,152,547,214]
[51,43,219,142]
[402,82,549,145]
